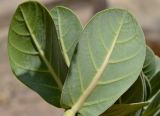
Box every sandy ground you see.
[1,0,160,116]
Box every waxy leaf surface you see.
[61,9,146,116]
[50,6,83,66]
[8,1,67,107]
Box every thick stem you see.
[63,110,76,116]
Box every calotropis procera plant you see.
[8,1,160,116]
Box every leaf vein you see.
[109,48,142,64]
[116,33,137,44]
[12,27,30,36]
[9,40,39,55]
[70,12,127,113]
[87,39,98,71]
[20,7,63,89]
[10,56,49,73]
[30,82,60,90]
[57,9,70,66]
[98,70,137,85]
[77,59,85,93]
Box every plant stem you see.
[63,110,76,116]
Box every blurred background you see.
[1,0,160,116]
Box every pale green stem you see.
[63,110,76,116]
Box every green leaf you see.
[138,72,152,101]
[116,75,145,116]
[62,9,146,116]
[116,74,147,115]
[101,102,148,116]
[149,56,160,97]
[143,46,156,79]
[154,110,160,116]
[155,56,160,74]
[141,47,156,99]
[120,75,145,103]
[8,1,67,107]
[143,90,160,116]
[150,72,160,97]
[144,74,152,100]
[50,6,83,66]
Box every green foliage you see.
[102,102,148,116]
[143,90,160,116]
[120,75,145,103]
[143,47,156,79]
[50,6,83,66]
[150,72,160,97]
[61,9,146,116]
[149,56,160,97]
[8,1,160,116]
[8,1,68,107]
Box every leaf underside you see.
[61,9,146,116]
[122,47,155,102]
[50,6,83,67]
[8,1,67,107]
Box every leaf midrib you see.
[68,12,126,115]
[57,9,70,67]
[20,6,63,90]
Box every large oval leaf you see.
[62,9,146,116]
[8,1,67,107]
[50,6,83,66]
